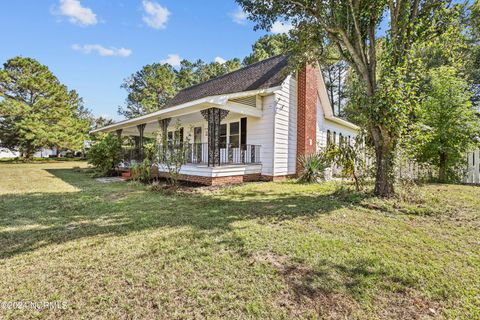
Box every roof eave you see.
[325,115,360,130]
[90,86,281,134]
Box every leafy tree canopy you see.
[119,34,293,119]
[0,56,90,158]
[466,0,480,108]
[410,66,480,181]
[118,63,177,119]
[118,58,243,119]
[236,0,454,196]
[243,34,290,65]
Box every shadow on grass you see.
[267,255,427,319]
[284,257,413,301]
[1,168,426,315]
[0,168,372,260]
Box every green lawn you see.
[0,162,479,319]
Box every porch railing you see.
[121,143,261,166]
[186,143,261,165]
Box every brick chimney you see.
[296,64,318,176]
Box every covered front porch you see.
[92,91,269,184]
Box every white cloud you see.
[270,21,293,34]
[142,0,170,29]
[56,0,97,26]
[161,54,182,67]
[214,56,226,64]
[72,44,132,57]
[231,7,247,24]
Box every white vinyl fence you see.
[464,149,480,184]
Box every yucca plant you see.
[298,152,329,183]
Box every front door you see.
[193,127,202,163]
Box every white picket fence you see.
[396,159,434,181]
[360,149,433,181]
[464,149,480,184]
[330,143,479,184]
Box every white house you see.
[0,148,19,158]
[92,55,359,185]
[0,147,58,159]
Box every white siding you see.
[271,75,297,176]
[248,95,275,176]
[0,148,20,158]
[323,119,358,146]
[316,95,327,149]
[158,163,262,177]
[0,148,57,158]
[154,72,358,178]
[286,77,298,175]
[316,96,358,150]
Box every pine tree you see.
[0,57,90,159]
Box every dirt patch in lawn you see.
[373,289,442,319]
[253,251,442,319]
[103,190,142,202]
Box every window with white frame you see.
[229,122,240,148]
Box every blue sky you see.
[0,1,280,120]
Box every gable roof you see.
[91,55,359,134]
[163,55,290,108]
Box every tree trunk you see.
[353,170,360,192]
[438,152,447,182]
[24,150,34,161]
[371,126,395,197]
[23,142,35,161]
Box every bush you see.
[131,158,152,183]
[87,134,122,176]
[147,181,164,192]
[157,121,191,186]
[298,152,330,183]
[327,138,366,191]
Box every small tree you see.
[156,122,191,187]
[411,66,480,182]
[327,138,366,191]
[87,134,122,177]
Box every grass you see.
[0,162,479,319]
[0,157,86,163]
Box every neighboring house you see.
[0,148,20,158]
[92,55,359,185]
[0,147,58,159]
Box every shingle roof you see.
[163,55,290,108]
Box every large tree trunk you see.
[21,141,35,161]
[371,126,395,197]
[438,152,447,182]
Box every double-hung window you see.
[229,122,240,148]
[219,124,227,148]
